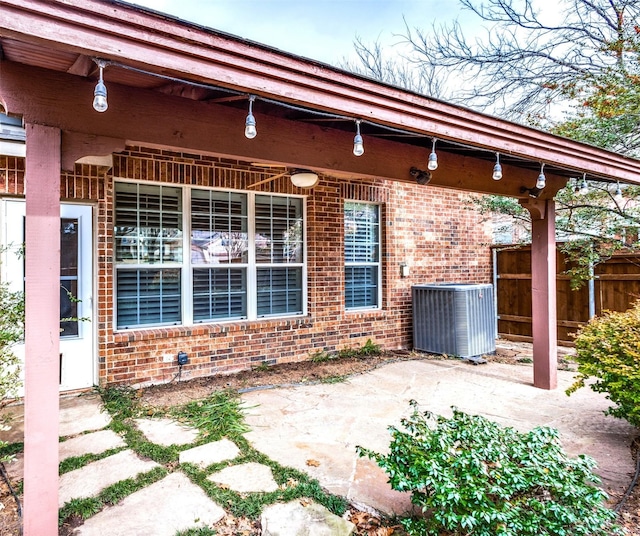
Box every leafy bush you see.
[567,300,640,428]
[358,402,620,536]
[0,282,24,463]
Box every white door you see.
[2,200,95,391]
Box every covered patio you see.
[2,0,640,533]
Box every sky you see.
[129,0,475,67]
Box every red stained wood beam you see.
[0,0,639,183]
[0,61,567,197]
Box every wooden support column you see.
[23,123,61,536]
[521,197,558,390]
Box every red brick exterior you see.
[0,148,492,387]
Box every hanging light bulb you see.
[244,95,257,139]
[353,120,364,156]
[579,174,589,195]
[615,181,624,203]
[492,152,503,180]
[427,138,438,171]
[92,60,108,113]
[536,163,546,190]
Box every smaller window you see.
[344,201,381,310]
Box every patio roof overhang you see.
[1,0,640,197]
[2,2,624,534]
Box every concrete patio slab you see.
[179,438,240,468]
[242,359,638,515]
[208,462,279,493]
[75,471,225,536]
[261,500,355,536]
[59,429,126,461]
[58,449,160,507]
[134,417,199,446]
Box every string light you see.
[536,163,546,190]
[353,120,364,156]
[244,95,257,139]
[579,174,589,195]
[87,57,617,189]
[492,152,503,180]
[615,181,623,203]
[92,59,108,113]
[427,138,438,171]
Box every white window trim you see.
[113,178,308,330]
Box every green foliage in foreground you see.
[358,402,620,536]
[567,301,640,428]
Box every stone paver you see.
[58,449,160,507]
[59,430,126,461]
[76,471,225,536]
[243,360,638,515]
[179,438,240,468]
[261,501,355,536]
[208,462,279,493]
[134,417,199,446]
[0,393,110,444]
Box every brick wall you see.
[0,149,493,387]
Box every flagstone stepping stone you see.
[1,394,110,443]
[59,429,126,461]
[134,417,199,446]
[179,438,240,468]
[58,449,160,507]
[75,471,225,536]
[261,500,355,536]
[60,394,112,437]
[208,462,279,493]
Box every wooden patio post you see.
[521,198,558,390]
[23,123,61,535]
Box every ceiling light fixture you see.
[245,95,257,139]
[492,152,503,180]
[92,59,108,113]
[290,169,319,188]
[536,163,546,190]
[353,120,364,156]
[427,138,438,171]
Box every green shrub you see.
[567,301,640,428]
[310,348,333,363]
[358,402,620,536]
[358,338,382,356]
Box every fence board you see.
[494,246,640,344]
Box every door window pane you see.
[60,218,79,337]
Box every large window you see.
[344,201,381,310]
[115,182,305,329]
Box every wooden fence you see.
[494,245,640,344]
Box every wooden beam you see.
[523,198,558,390]
[1,0,640,182]
[23,122,60,536]
[0,61,567,197]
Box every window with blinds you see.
[114,182,305,329]
[344,201,381,310]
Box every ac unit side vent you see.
[412,283,495,358]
